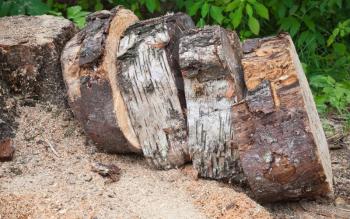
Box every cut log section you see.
[116,13,195,169]
[61,7,141,153]
[0,15,76,106]
[179,26,246,182]
[232,34,333,201]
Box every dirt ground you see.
[0,104,349,219]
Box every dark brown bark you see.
[233,34,333,202]
[179,26,246,183]
[61,7,141,153]
[116,13,195,169]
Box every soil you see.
[0,103,349,219]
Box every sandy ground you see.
[0,104,349,219]
[0,104,270,219]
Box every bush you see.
[1,0,349,119]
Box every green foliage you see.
[66,5,89,28]
[0,0,49,16]
[0,0,349,117]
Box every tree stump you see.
[179,26,245,182]
[116,13,195,169]
[232,34,333,202]
[61,7,141,153]
[0,15,76,106]
[0,15,75,141]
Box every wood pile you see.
[0,7,333,202]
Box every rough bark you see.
[0,15,76,106]
[0,15,75,141]
[232,34,333,202]
[179,26,246,182]
[116,13,195,169]
[61,7,141,153]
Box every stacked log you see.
[115,13,195,168]
[56,8,333,201]
[234,35,334,201]
[179,26,245,183]
[62,8,195,168]
[61,7,140,153]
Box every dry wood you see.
[116,13,195,169]
[231,34,333,202]
[61,7,141,153]
[179,26,245,182]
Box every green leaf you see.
[253,2,269,20]
[67,6,82,19]
[201,2,210,17]
[246,4,253,17]
[225,0,240,12]
[210,6,224,24]
[333,43,347,55]
[327,28,339,46]
[248,16,260,35]
[230,6,243,28]
[310,75,336,88]
[303,16,315,31]
[95,0,103,11]
[188,1,201,16]
[145,0,157,13]
[0,1,11,16]
[26,0,49,15]
[197,18,205,27]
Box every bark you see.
[232,34,333,202]
[0,15,76,106]
[61,7,141,153]
[179,26,246,182]
[116,13,195,169]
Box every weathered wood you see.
[232,34,333,202]
[116,13,195,169]
[61,7,141,153]
[179,26,245,182]
[0,15,76,106]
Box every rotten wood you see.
[61,7,141,153]
[116,13,195,169]
[232,34,333,202]
[179,26,245,182]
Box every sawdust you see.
[0,104,270,218]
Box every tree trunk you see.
[232,34,333,202]
[61,7,141,153]
[116,13,195,169]
[179,26,246,183]
[0,15,75,141]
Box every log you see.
[115,13,195,169]
[179,26,246,182]
[61,7,141,153]
[0,15,76,106]
[232,34,333,201]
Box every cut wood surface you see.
[179,26,245,182]
[116,13,195,169]
[61,7,141,153]
[232,34,333,202]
